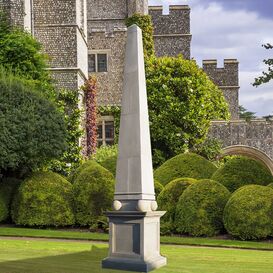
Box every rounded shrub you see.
[99,155,117,176]
[0,177,21,222]
[158,178,196,231]
[154,179,164,198]
[154,153,217,185]
[268,183,273,189]
[12,171,74,226]
[224,185,273,240]
[212,156,273,192]
[69,160,101,183]
[176,179,231,236]
[73,163,115,226]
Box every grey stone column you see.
[102,25,167,272]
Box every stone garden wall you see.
[209,119,273,160]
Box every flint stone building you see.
[1,0,273,172]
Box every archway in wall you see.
[219,145,273,175]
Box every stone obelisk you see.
[102,25,167,272]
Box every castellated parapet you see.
[149,5,191,59]
[203,59,239,120]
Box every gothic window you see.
[88,53,108,73]
[97,116,114,147]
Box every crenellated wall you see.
[203,59,239,120]
[149,5,191,59]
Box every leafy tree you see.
[253,44,273,87]
[146,56,230,166]
[239,105,256,121]
[0,69,67,178]
[0,11,50,85]
[0,12,83,175]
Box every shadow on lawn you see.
[0,246,128,273]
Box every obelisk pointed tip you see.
[127,24,141,33]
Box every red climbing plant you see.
[82,76,97,157]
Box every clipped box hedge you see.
[12,171,74,227]
[176,179,231,237]
[212,156,273,192]
[154,153,217,185]
[224,185,273,240]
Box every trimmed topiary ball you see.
[12,171,74,227]
[154,153,217,186]
[176,179,231,236]
[69,160,101,183]
[73,163,115,226]
[0,177,21,223]
[158,178,196,232]
[224,185,273,240]
[268,183,273,189]
[212,156,273,192]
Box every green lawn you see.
[1,227,273,250]
[0,238,273,273]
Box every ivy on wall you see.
[125,13,155,60]
[82,76,98,156]
[48,89,83,176]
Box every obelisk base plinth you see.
[102,211,167,272]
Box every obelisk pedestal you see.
[102,25,167,272]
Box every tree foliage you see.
[253,44,273,87]
[146,56,230,165]
[239,105,256,121]
[0,12,50,85]
[0,69,67,177]
[0,12,83,176]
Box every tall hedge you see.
[12,172,75,226]
[154,153,217,185]
[0,70,66,177]
[224,185,273,240]
[212,156,273,192]
[176,179,231,236]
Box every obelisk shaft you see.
[115,25,155,202]
[102,25,167,272]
